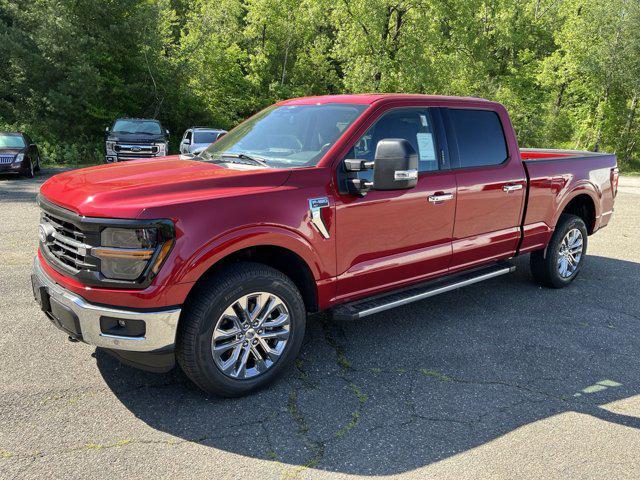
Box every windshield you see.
[202,104,367,168]
[113,119,162,135]
[0,134,26,149]
[193,131,221,144]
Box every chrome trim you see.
[356,265,515,319]
[32,257,180,352]
[428,193,454,203]
[394,169,418,181]
[502,184,523,193]
[308,197,330,239]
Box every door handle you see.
[502,184,523,193]
[428,193,454,203]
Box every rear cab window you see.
[445,109,508,169]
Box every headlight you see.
[92,225,174,281]
[106,141,116,154]
[155,142,167,156]
[14,153,24,164]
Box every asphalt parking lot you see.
[1,170,639,479]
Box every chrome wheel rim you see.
[212,292,290,379]
[557,228,583,278]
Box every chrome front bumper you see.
[32,257,181,352]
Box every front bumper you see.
[0,162,22,173]
[31,256,181,352]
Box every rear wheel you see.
[176,262,306,397]
[530,214,588,288]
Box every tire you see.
[34,156,41,172]
[530,214,588,288]
[23,159,35,178]
[176,262,306,397]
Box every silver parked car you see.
[179,127,226,156]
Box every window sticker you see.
[416,132,436,161]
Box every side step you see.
[332,261,515,321]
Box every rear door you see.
[443,107,526,271]
[334,106,457,301]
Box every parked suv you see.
[179,127,226,156]
[33,95,618,397]
[0,131,40,177]
[105,118,169,163]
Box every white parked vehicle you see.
[179,127,226,156]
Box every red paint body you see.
[38,95,618,311]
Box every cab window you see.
[346,108,439,181]
[447,109,508,168]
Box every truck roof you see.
[114,118,161,122]
[278,93,496,106]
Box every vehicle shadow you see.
[96,254,640,475]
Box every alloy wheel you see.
[212,292,290,379]
[557,228,583,278]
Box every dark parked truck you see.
[105,118,169,163]
[32,95,618,397]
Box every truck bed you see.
[518,148,618,254]
[520,148,614,161]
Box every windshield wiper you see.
[218,152,270,167]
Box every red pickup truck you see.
[32,94,618,396]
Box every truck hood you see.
[40,156,292,218]
[107,132,167,143]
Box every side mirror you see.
[105,127,110,132]
[183,138,191,145]
[372,139,418,190]
[166,129,170,137]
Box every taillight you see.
[610,167,619,197]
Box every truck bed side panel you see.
[520,150,617,253]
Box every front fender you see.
[176,225,328,285]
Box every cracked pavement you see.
[1,170,640,479]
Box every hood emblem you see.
[308,197,330,239]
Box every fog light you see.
[100,316,146,337]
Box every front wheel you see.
[530,214,588,288]
[23,158,35,178]
[176,262,306,397]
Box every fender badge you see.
[308,197,330,239]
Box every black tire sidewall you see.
[186,268,305,396]
[23,159,34,178]
[546,215,588,287]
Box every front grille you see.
[40,210,95,272]
[114,144,158,158]
[0,154,15,164]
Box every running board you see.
[332,261,515,321]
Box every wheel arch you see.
[557,190,598,235]
[180,228,324,313]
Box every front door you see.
[334,107,457,302]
